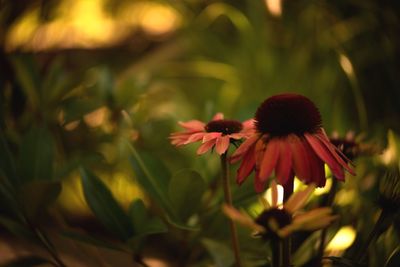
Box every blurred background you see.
[1,0,400,266]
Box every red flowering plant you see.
[230,93,355,194]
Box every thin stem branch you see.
[281,181,294,267]
[220,153,242,267]
[316,178,339,265]
[353,209,389,263]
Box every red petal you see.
[178,120,205,131]
[259,138,280,182]
[289,135,311,183]
[212,113,224,120]
[237,145,256,184]
[184,132,206,144]
[275,140,293,186]
[230,135,259,163]
[303,139,326,187]
[305,133,345,180]
[215,135,230,155]
[316,131,355,175]
[197,140,216,155]
[203,132,222,142]
[254,170,266,193]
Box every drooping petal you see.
[305,133,345,180]
[203,132,222,143]
[237,144,256,184]
[178,120,205,131]
[222,205,266,233]
[255,170,267,193]
[316,131,355,175]
[197,140,216,155]
[212,113,224,121]
[230,135,259,163]
[229,133,246,140]
[215,135,230,155]
[292,207,336,230]
[275,140,293,186]
[259,139,280,182]
[184,132,206,144]
[303,139,326,187]
[289,135,311,183]
[284,184,316,213]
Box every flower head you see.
[223,182,337,239]
[170,113,254,155]
[231,93,355,192]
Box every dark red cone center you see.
[205,120,243,135]
[255,93,322,136]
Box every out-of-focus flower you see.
[231,93,355,192]
[223,182,337,239]
[378,166,400,212]
[330,131,380,160]
[170,113,254,155]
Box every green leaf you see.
[19,127,55,182]
[168,169,206,221]
[17,181,62,221]
[201,238,234,267]
[80,168,134,240]
[386,246,400,267]
[60,230,127,252]
[127,143,197,230]
[0,216,37,241]
[292,231,320,266]
[10,55,41,109]
[1,256,50,267]
[0,130,19,185]
[129,199,167,237]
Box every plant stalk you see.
[220,153,242,267]
[316,178,339,265]
[353,209,389,263]
[281,180,294,267]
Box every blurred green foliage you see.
[0,0,400,266]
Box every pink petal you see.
[179,120,205,131]
[288,135,311,183]
[215,135,230,155]
[237,145,256,184]
[184,132,206,144]
[254,170,266,193]
[316,132,355,175]
[305,133,345,180]
[197,140,216,155]
[303,140,326,187]
[212,113,224,121]
[230,135,259,163]
[229,133,245,140]
[275,140,293,186]
[259,138,280,182]
[203,132,222,142]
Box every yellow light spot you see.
[140,4,180,35]
[265,0,282,17]
[64,120,80,131]
[5,9,40,51]
[83,106,108,128]
[314,178,332,196]
[326,226,356,251]
[264,183,284,207]
[339,54,354,76]
[335,189,357,206]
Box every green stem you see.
[353,209,390,263]
[34,228,68,267]
[271,240,280,267]
[220,153,242,267]
[281,181,294,267]
[316,178,339,265]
